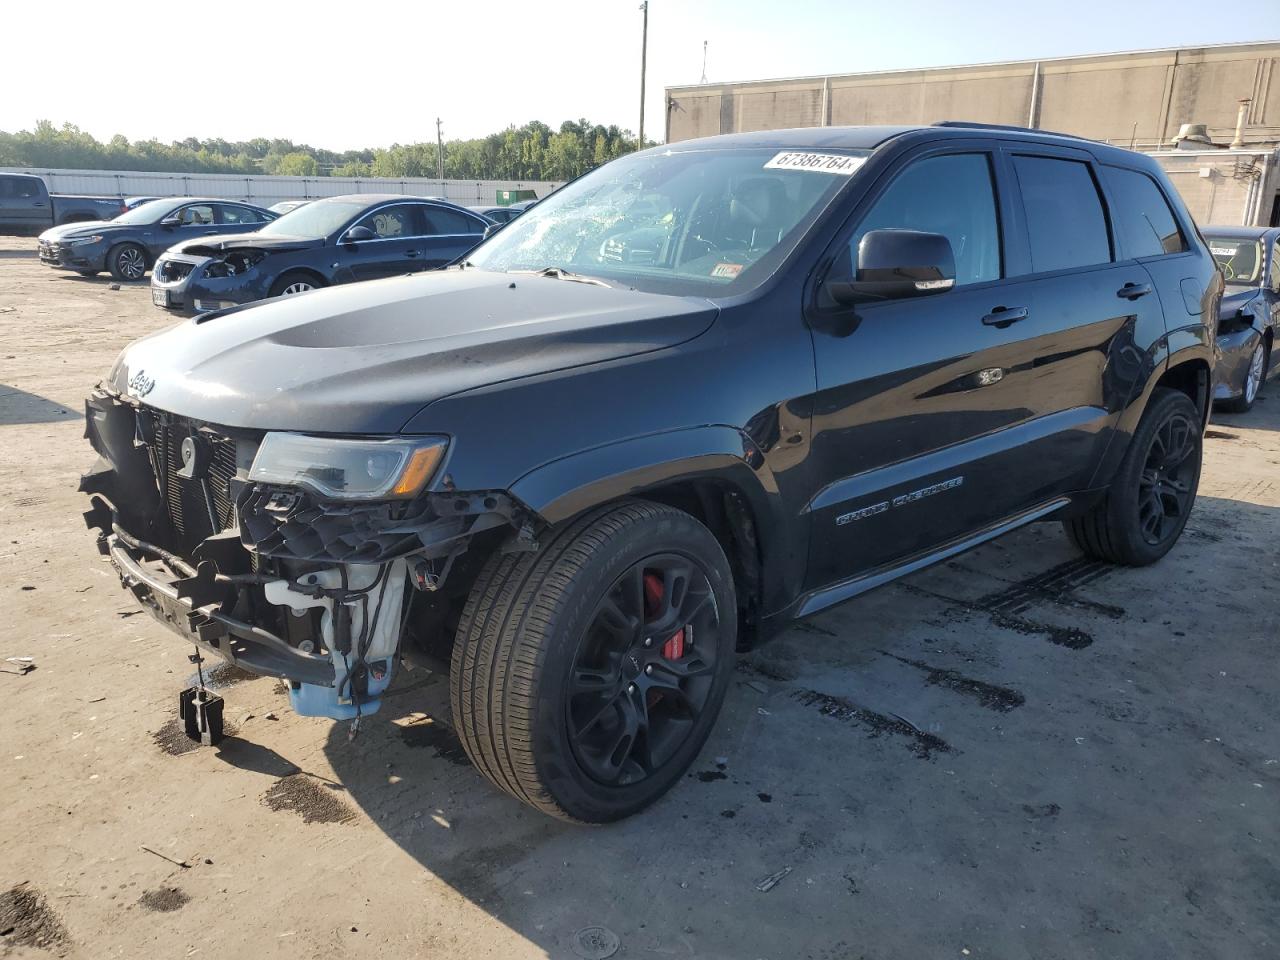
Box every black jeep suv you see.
[82,123,1219,822]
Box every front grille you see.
[157,259,194,283]
[138,409,238,548]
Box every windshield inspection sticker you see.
[711,262,743,278]
[764,152,866,175]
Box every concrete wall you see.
[0,167,562,207]
[667,41,1280,149]
[1153,149,1280,227]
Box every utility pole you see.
[700,40,708,84]
[435,118,445,181]
[638,2,649,148]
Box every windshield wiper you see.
[512,266,611,287]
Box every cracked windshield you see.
[467,147,868,294]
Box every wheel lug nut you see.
[643,637,652,647]
[627,683,636,694]
[644,665,653,675]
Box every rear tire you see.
[1064,387,1202,566]
[268,272,324,298]
[451,500,737,823]
[107,243,147,282]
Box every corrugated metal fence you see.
[0,167,562,207]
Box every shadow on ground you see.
[318,508,1280,958]
[0,384,78,425]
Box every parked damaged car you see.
[84,123,1218,822]
[39,197,276,281]
[150,195,490,314]
[1204,226,1279,412]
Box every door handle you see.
[1117,281,1152,300]
[405,250,421,258]
[982,305,1028,327]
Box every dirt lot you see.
[1,234,1277,960]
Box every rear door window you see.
[1101,166,1187,258]
[216,204,265,225]
[422,206,485,235]
[1012,156,1111,273]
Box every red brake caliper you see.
[643,572,686,661]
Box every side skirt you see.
[785,497,1072,622]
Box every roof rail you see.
[932,120,1097,143]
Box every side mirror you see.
[827,229,956,305]
[482,221,503,240]
[160,216,182,227]
[342,225,375,245]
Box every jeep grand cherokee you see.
[82,123,1219,822]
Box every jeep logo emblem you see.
[127,369,156,398]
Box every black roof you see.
[1202,225,1278,239]
[659,121,1145,165]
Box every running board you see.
[794,498,1071,619]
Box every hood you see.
[171,232,324,258]
[39,220,117,241]
[1218,286,1261,321]
[107,269,718,433]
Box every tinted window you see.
[1102,166,1186,258]
[1,176,41,199]
[423,207,483,234]
[355,205,418,238]
[851,153,1001,286]
[1012,156,1110,272]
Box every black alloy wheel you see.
[1136,410,1197,547]
[567,555,721,787]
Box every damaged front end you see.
[82,388,528,726]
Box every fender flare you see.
[509,425,779,527]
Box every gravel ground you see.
[1,235,1277,959]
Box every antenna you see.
[700,40,708,84]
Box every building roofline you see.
[665,39,1280,93]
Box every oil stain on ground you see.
[791,688,952,758]
[881,651,1025,712]
[397,716,470,766]
[975,556,1122,620]
[262,774,356,824]
[138,887,190,913]
[902,583,1094,649]
[0,883,68,951]
[152,718,203,756]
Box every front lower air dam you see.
[263,559,409,720]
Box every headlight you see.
[248,434,447,500]
[66,235,103,245]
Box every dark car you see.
[150,195,489,315]
[0,173,124,235]
[38,197,276,281]
[1204,226,1280,412]
[468,204,520,224]
[83,122,1218,823]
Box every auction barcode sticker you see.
[764,152,866,175]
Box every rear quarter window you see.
[1101,166,1187,259]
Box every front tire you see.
[107,243,147,282]
[1064,387,1202,566]
[451,501,737,823]
[1219,337,1268,414]
[268,272,324,298]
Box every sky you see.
[2,0,1276,150]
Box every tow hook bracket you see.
[179,651,225,746]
